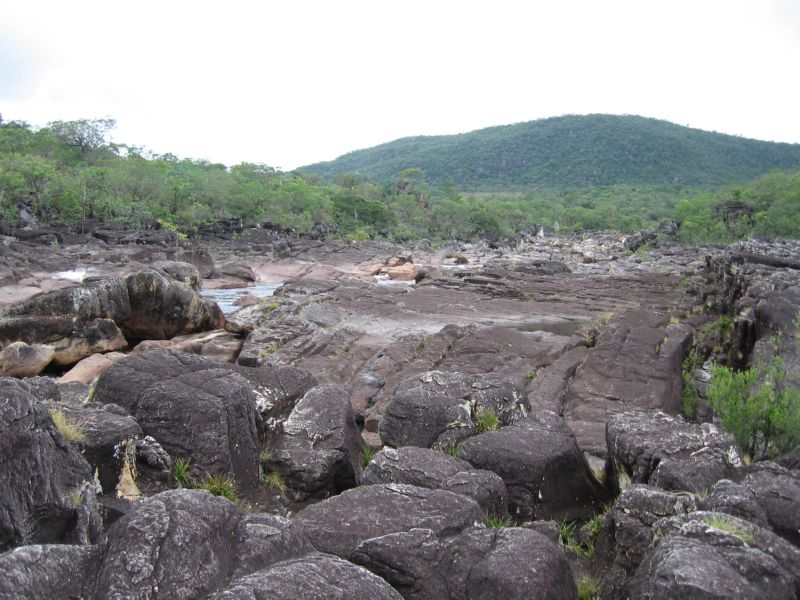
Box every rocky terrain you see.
[1,221,799,599]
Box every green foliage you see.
[702,514,754,545]
[174,458,194,489]
[49,409,86,444]
[303,114,800,189]
[681,350,701,420]
[362,445,376,468]
[708,356,800,458]
[475,408,500,433]
[576,575,599,600]
[198,473,239,502]
[486,515,515,528]
[558,521,595,559]
[262,470,287,493]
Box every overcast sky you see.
[1,0,799,170]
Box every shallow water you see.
[201,283,280,315]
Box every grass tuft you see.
[486,515,515,528]
[362,445,376,467]
[576,575,599,600]
[475,408,500,433]
[702,514,754,545]
[262,470,287,493]
[174,458,195,489]
[50,409,87,444]
[198,472,238,502]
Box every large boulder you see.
[741,462,800,545]
[212,553,402,600]
[606,410,742,494]
[380,371,528,449]
[57,350,127,384]
[352,526,577,600]
[263,384,364,500]
[457,411,606,520]
[0,378,101,551]
[93,349,263,491]
[363,446,507,516]
[0,341,55,377]
[230,513,312,580]
[630,511,800,599]
[95,489,244,599]
[292,483,486,560]
[0,544,101,600]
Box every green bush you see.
[708,356,800,458]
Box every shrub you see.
[49,409,86,444]
[708,356,800,458]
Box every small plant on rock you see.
[262,470,287,493]
[558,521,595,559]
[198,473,238,502]
[362,445,376,467]
[49,409,86,444]
[174,458,195,489]
[576,575,599,600]
[702,514,753,545]
[486,515,515,528]
[475,408,500,433]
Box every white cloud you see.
[1,0,798,169]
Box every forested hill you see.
[302,114,800,189]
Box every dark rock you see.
[134,435,177,496]
[0,378,100,551]
[213,553,402,600]
[701,479,770,529]
[363,446,507,516]
[93,350,263,491]
[123,267,224,340]
[742,462,800,545]
[457,411,606,520]
[150,259,203,291]
[264,384,364,500]
[96,489,244,600]
[292,483,486,560]
[606,410,742,494]
[380,371,528,449]
[352,526,576,600]
[776,447,800,471]
[0,544,101,600]
[214,261,257,282]
[230,513,312,580]
[47,402,142,495]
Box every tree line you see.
[1,118,798,243]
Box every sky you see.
[1,0,799,171]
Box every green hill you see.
[302,114,800,189]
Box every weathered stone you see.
[0,544,101,600]
[264,384,364,500]
[96,489,244,600]
[457,411,606,520]
[742,462,800,545]
[380,371,528,449]
[363,446,507,516]
[57,350,127,384]
[606,410,741,494]
[230,513,312,580]
[292,483,486,560]
[701,479,770,529]
[0,341,54,377]
[131,329,243,363]
[134,435,177,496]
[0,378,100,551]
[213,553,402,600]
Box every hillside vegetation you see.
[303,114,800,189]
[1,117,798,243]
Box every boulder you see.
[0,378,101,551]
[0,544,101,600]
[352,526,576,600]
[0,341,54,377]
[123,267,224,340]
[263,384,364,500]
[292,483,486,560]
[57,350,127,384]
[230,513,312,580]
[631,511,800,599]
[212,553,402,600]
[457,411,606,520]
[380,371,528,449]
[96,489,244,600]
[131,329,243,363]
[150,259,203,290]
[93,350,263,491]
[214,261,257,282]
[606,410,742,494]
[742,462,800,545]
[701,479,770,529]
[46,401,143,495]
[363,446,507,516]
[49,318,128,365]
[134,435,178,496]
